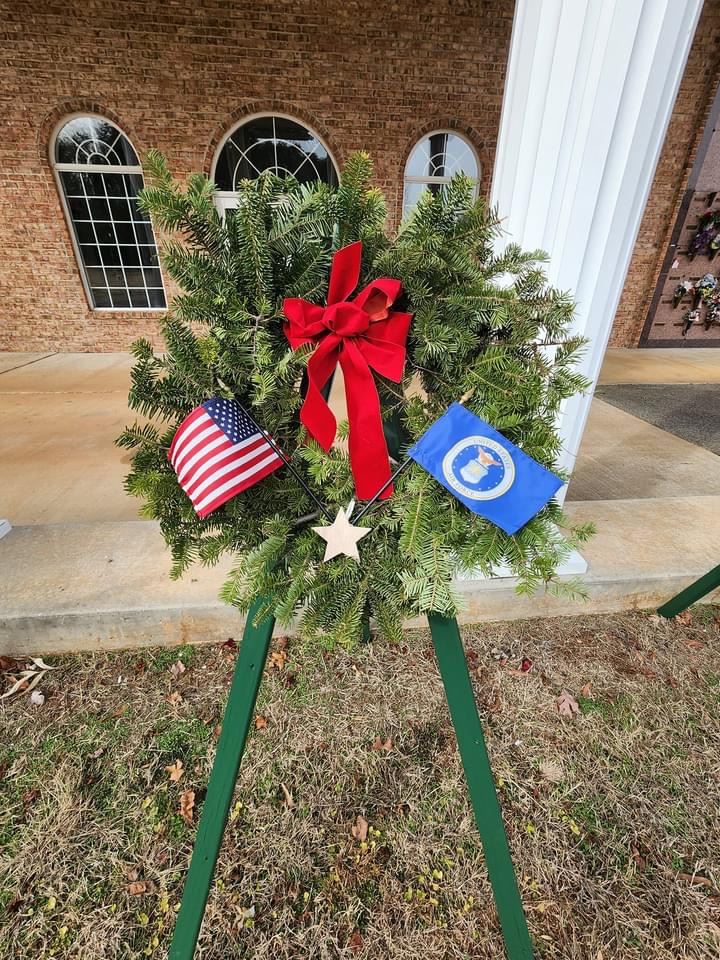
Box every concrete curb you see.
[1,497,719,656]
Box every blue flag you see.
[407,403,563,534]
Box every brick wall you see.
[0,0,515,352]
[610,1,720,348]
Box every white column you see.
[491,0,703,493]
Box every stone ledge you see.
[1,497,718,656]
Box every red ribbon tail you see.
[339,341,393,500]
[301,336,340,451]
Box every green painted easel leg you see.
[657,562,720,618]
[168,598,275,960]
[428,613,534,960]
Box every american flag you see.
[168,397,283,518]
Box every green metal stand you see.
[657,562,720,618]
[168,608,532,960]
[168,597,275,960]
[429,613,534,959]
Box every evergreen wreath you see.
[119,151,594,646]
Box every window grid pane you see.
[59,167,166,310]
[403,132,480,218]
[55,116,139,166]
[215,116,337,191]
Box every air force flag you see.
[407,403,564,535]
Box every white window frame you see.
[403,129,481,216]
[50,112,167,313]
[211,112,340,216]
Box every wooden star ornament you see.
[312,503,371,562]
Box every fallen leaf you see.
[520,657,533,672]
[222,638,237,652]
[685,639,704,650]
[371,736,392,752]
[0,656,23,672]
[280,782,294,809]
[179,790,195,826]
[169,660,186,678]
[556,690,580,718]
[630,844,646,871]
[539,760,564,783]
[270,650,287,670]
[351,815,369,842]
[1,669,44,701]
[529,899,555,913]
[255,715,268,730]
[275,636,289,651]
[29,658,56,672]
[677,871,716,890]
[505,668,530,679]
[29,690,45,706]
[674,610,693,626]
[165,760,184,783]
[580,682,592,698]
[167,691,183,707]
[127,881,150,896]
[348,930,364,952]
[213,724,222,741]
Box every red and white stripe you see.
[168,407,282,518]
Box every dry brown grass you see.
[1,608,719,959]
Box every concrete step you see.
[1,497,718,656]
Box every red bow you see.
[283,241,412,500]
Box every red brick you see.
[0,0,514,352]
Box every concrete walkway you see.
[0,353,138,524]
[598,346,720,384]
[1,349,719,654]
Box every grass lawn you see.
[1,609,719,959]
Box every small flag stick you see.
[354,458,412,521]
[235,400,333,521]
[354,390,474,522]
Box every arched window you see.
[403,131,480,217]
[52,115,166,310]
[213,115,338,213]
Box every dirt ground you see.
[1,609,719,959]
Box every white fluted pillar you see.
[491,0,703,497]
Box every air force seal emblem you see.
[441,436,515,501]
